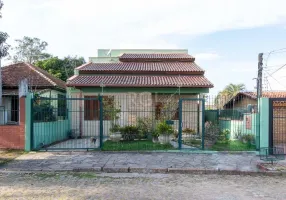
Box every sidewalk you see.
[0,151,268,174]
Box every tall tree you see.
[9,36,51,64]
[35,56,85,81]
[0,0,10,106]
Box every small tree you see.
[103,96,121,131]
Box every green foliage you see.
[155,121,173,136]
[9,36,51,64]
[0,32,9,58]
[152,130,160,138]
[218,129,231,142]
[33,101,57,122]
[241,134,255,147]
[103,97,121,121]
[215,83,246,109]
[136,116,153,139]
[182,128,196,135]
[109,124,121,133]
[35,56,85,81]
[0,1,3,18]
[121,125,139,141]
[210,140,255,151]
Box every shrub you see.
[218,129,231,142]
[204,122,220,142]
[241,134,255,143]
[137,117,154,139]
[121,125,139,141]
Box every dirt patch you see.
[0,150,26,165]
[257,162,286,172]
[0,172,286,200]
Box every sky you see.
[1,0,286,95]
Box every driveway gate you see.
[178,98,205,150]
[31,96,103,150]
[269,98,286,152]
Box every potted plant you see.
[156,121,173,144]
[109,124,122,142]
[152,130,160,143]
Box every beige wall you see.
[69,92,202,137]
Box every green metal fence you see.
[30,93,260,151]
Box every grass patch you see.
[102,140,175,151]
[210,140,256,151]
[0,150,26,166]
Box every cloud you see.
[1,0,286,63]
[194,53,220,61]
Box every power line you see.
[269,63,286,76]
[264,70,286,89]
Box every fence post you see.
[30,97,34,150]
[25,93,33,151]
[201,99,205,150]
[99,95,103,149]
[178,99,182,150]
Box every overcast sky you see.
[1,0,286,94]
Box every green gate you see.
[31,96,103,150]
[178,98,205,150]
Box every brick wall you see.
[0,97,25,149]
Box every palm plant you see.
[215,83,245,109]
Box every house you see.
[1,62,66,125]
[223,91,286,110]
[67,49,213,137]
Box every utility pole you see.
[257,53,263,98]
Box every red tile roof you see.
[77,62,204,75]
[119,53,195,62]
[2,62,66,90]
[67,75,213,88]
[239,91,286,99]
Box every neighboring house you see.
[223,91,286,110]
[1,62,66,125]
[67,50,213,136]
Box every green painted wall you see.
[68,87,209,94]
[33,120,70,149]
[89,49,188,62]
[219,113,258,140]
[259,98,269,148]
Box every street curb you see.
[1,167,286,176]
